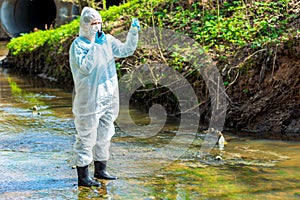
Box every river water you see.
[1,41,300,199]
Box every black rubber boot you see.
[94,161,118,180]
[76,165,100,187]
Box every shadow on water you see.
[1,53,300,198]
[0,178,76,194]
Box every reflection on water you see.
[0,67,300,199]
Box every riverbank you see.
[3,0,300,139]
[224,34,300,139]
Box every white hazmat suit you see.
[69,7,139,170]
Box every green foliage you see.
[7,18,80,56]
[152,0,292,51]
[170,52,184,71]
[138,0,294,73]
[103,0,107,10]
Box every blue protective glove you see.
[131,18,140,31]
[95,31,107,45]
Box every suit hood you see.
[79,7,102,40]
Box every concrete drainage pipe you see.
[0,0,78,38]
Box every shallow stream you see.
[0,41,300,199]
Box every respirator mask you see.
[90,22,102,37]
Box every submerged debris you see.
[215,155,222,161]
[203,128,228,150]
[30,105,41,115]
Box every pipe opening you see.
[0,0,57,37]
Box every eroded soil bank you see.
[223,35,300,139]
[3,31,300,140]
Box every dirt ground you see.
[224,35,300,140]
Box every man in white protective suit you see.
[69,7,139,187]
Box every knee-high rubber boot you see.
[94,161,118,180]
[77,165,100,187]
